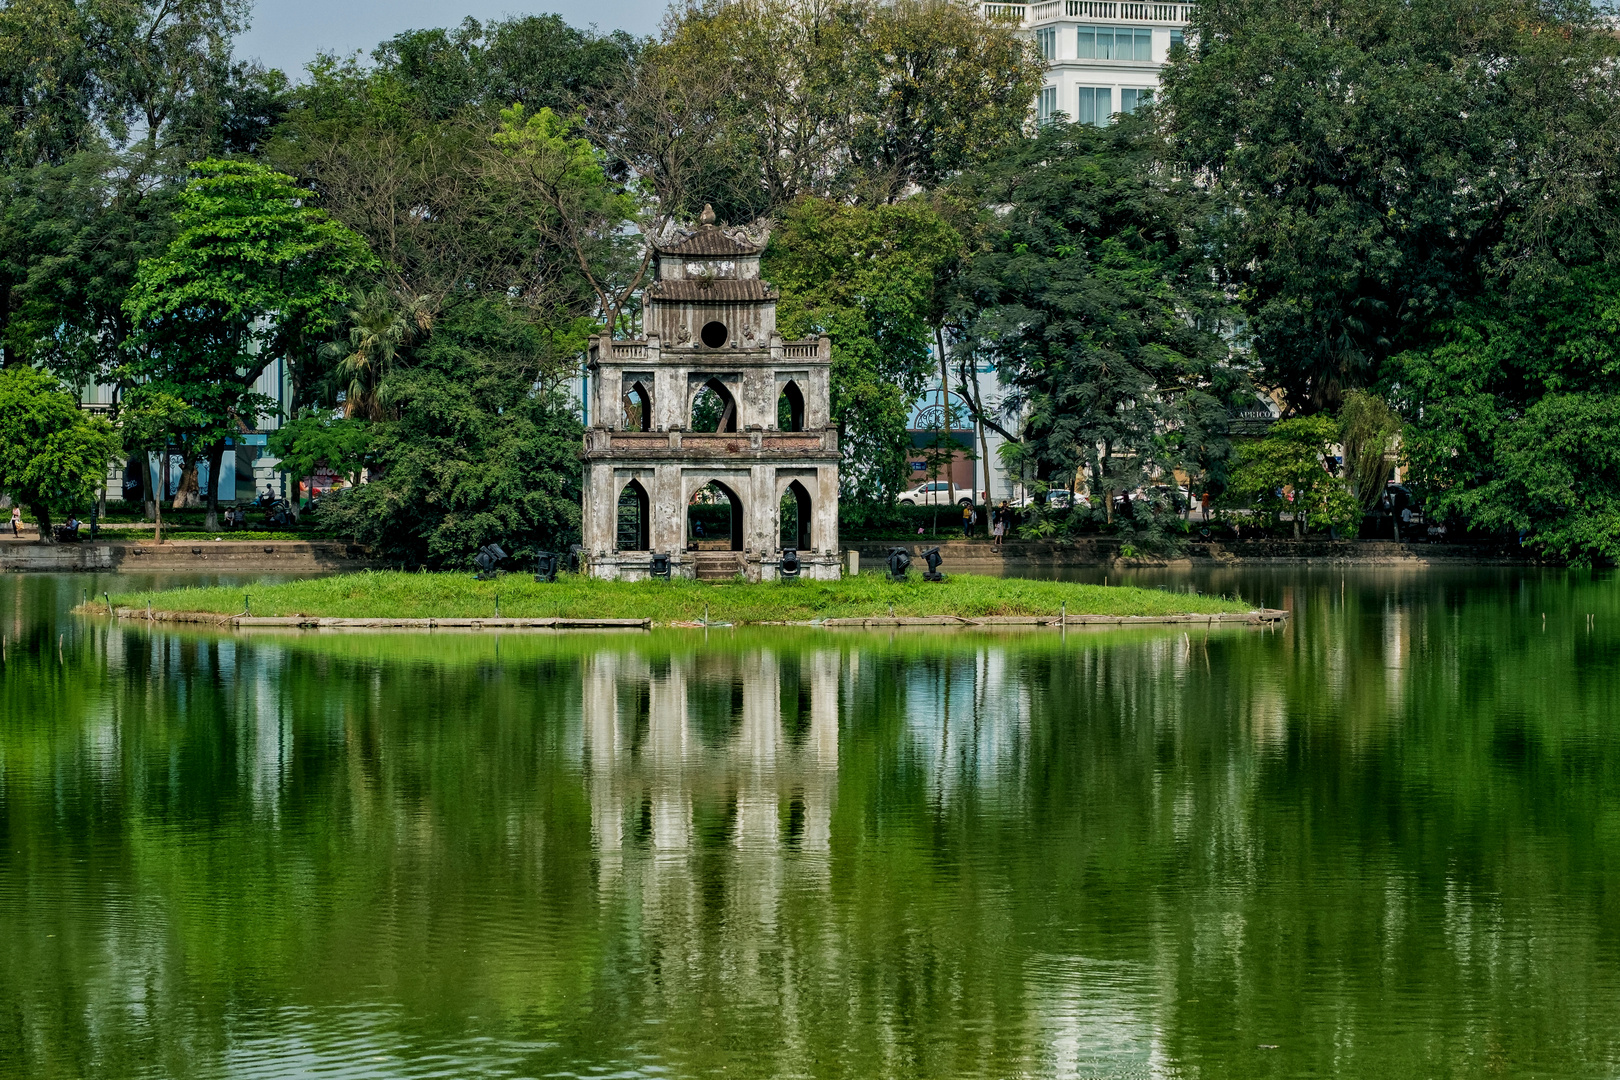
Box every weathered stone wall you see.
[0,540,376,573]
[853,538,1539,570]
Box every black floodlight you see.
[921,546,944,582]
[887,547,912,582]
[780,548,801,581]
[534,550,559,583]
[474,543,507,580]
[568,543,583,573]
[650,551,672,580]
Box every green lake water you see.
[3,567,1619,1079]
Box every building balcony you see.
[981,1,1193,27]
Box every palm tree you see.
[320,289,431,420]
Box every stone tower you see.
[580,207,841,581]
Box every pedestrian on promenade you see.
[9,506,19,536]
[993,501,1009,550]
[962,502,975,538]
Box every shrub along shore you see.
[103,570,1254,625]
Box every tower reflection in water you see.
[583,646,841,924]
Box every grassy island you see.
[106,570,1254,625]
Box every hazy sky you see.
[235,0,664,76]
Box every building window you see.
[1037,86,1059,124]
[1121,88,1152,114]
[1077,26,1152,61]
[1078,86,1112,126]
[1036,27,1056,60]
[1170,29,1186,54]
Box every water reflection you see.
[3,569,1620,1079]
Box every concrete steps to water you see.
[691,552,744,580]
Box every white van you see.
[898,481,975,507]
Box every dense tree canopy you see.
[122,159,374,525]
[948,119,1246,533]
[1162,0,1620,411]
[3,0,1618,560]
[0,365,118,539]
[764,197,961,502]
[1398,267,1620,564]
[313,303,586,567]
[611,0,1043,219]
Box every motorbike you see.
[264,499,297,529]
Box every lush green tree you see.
[0,1,282,374]
[948,119,1245,535]
[1339,389,1401,512]
[0,149,179,383]
[265,17,615,563]
[0,366,118,540]
[1398,266,1620,565]
[368,15,635,122]
[268,412,370,504]
[122,159,374,528]
[0,0,103,170]
[268,32,609,372]
[314,303,586,567]
[1162,0,1620,412]
[763,196,961,503]
[613,0,1042,218]
[1224,416,1359,538]
[118,388,202,542]
[489,104,650,333]
[315,287,428,420]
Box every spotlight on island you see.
[534,550,559,583]
[780,548,801,581]
[474,543,506,581]
[650,552,672,580]
[887,547,912,582]
[921,546,944,582]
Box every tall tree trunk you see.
[937,326,950,535]
[203,440,227,532]
[172,451,200,509]
[30,501,52,543]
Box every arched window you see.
[689,479,743,551]
[617,479,650,551]
[691,378,738,433]
[780,480,811,550]
[622,381,652,432]
[777,380,805,431]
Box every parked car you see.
[1148,484,1191,513]
[1012,489,1085,510]
[898,481,975,507]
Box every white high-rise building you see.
[982,1,1194,124]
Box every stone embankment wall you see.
[854,538,1535,570]
[1,541,375,573]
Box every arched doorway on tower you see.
[779,480,811,550]
[617,479,650,551]
[691,378,738,433]
[688,480,743,551]
[622,381,652,432]
[777,380,805,431]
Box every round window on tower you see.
[700,321,729,348]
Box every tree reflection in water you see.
[2,569,1620,1079]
